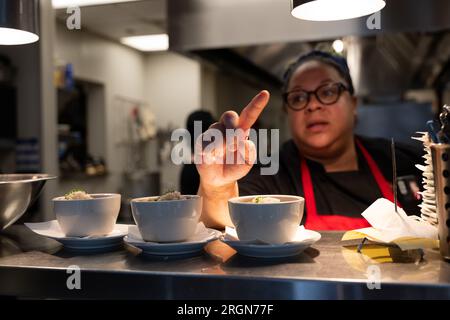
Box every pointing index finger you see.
[238,90,270,131]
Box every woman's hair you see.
[186,110,215,150]
[282,50,355,95]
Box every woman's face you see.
[286,61,357,158]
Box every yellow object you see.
[342,228,439,250]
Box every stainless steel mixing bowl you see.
[0,174,57,230]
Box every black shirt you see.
[180,164,200,195]
[238,135,422,225]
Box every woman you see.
[196,50,421,230]
[180,110,215,195]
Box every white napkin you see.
[25,220,127,239]
[127,222,218,244]
[25,220,68,238]
[224,225,316,244]
[343,198,439,250]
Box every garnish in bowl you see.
[64,189,93,200]
[251,196,281,204]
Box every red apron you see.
[302,140,397,230]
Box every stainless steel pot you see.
[0,174,56,230]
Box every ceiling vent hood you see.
[168,0,450,51]
[168,0,450,99]
[346,34,431,100]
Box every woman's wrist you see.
[198,181,237,229]
[198,180,238,199]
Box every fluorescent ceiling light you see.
[120,34,169,52]
[291,0,386,21]
[52,0,139,9]
[0,28,39,45]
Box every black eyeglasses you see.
[283,82,349,111]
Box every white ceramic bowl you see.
[53,193,121,237]
[228,195,304,244]
[130,195,202,242]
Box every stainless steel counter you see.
[0,225,449,299]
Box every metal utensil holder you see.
[430,143,450,261]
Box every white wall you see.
[54,26,205,195]
[144,52,202,129]
[201,63,218,117]
[55,24,146,176]
[144,52,202,192]
[54,24,148,194]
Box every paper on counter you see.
[342,198,439,250]
[25,220,129,239]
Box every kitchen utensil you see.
[0,174,56,230]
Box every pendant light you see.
[291,0,386,21]
[0,0,39,45]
